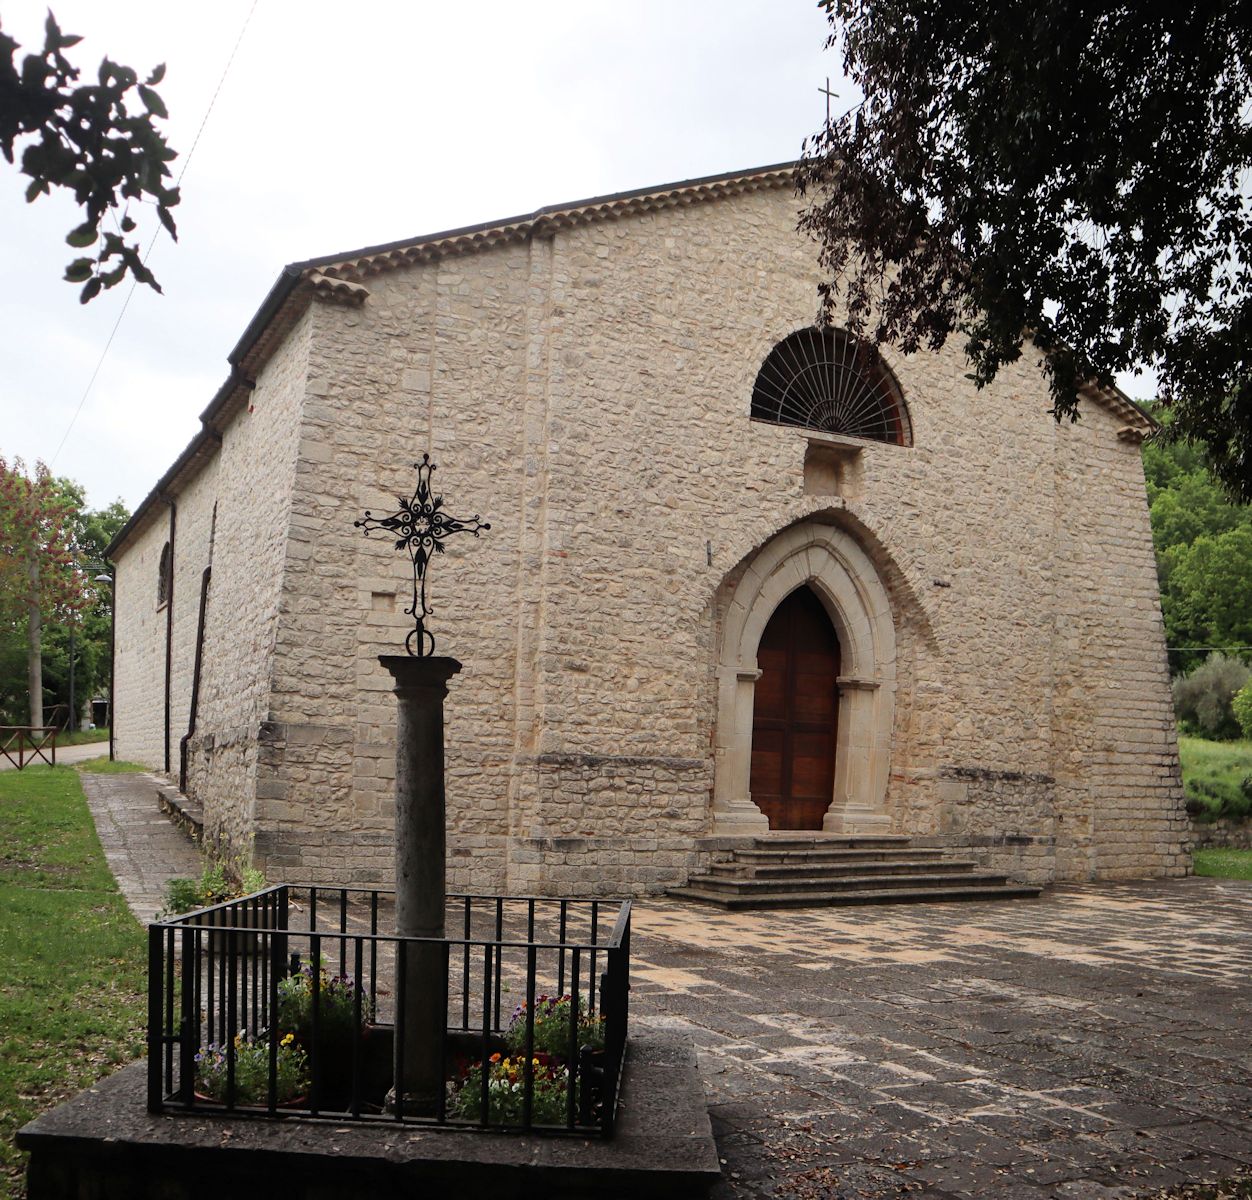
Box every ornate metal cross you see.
[355,454,490,657]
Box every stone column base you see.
[710,796,769,837]
[822,805,892,835]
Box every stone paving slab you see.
[80,769,201,924]
[74,768,1252,1197]
[629,883,1252,1198]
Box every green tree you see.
[0,11,178,300]
[1142,433,1252,671]
[1165,527,1252,652]
[40,493,127,730]
[799,1,1252,501]
[0,458,92,727]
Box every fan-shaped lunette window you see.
[751,327,911,445]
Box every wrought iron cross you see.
[355,454,490,657]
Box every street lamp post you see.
[67,620,76,734]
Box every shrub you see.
[1173,652,1251,740]
[195,1032,308,1104]
[1233,682,1252,741]
[157,857,267,917]
[276,960,372,1042]
[447,1053,575,1125]
[504,993,605,1059]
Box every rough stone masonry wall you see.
[512,191,1088,892]
[254,261,532,888]
[1050,409,1190,879]
[190,182,1186,894]
[184,311,314,864]
[113,510,175,769]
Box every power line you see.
[48,0,260,468]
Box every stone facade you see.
[109,166,1190,894]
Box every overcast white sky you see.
[0,2,1153,517]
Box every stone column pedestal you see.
[379,654,462,1114]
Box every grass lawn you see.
[69,756,147,774]
[1193,849,1252,881]
[1178,735,1252,822]
[0,766,145,1199]
[54,729,110,748]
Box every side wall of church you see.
[114,511,176,770]
[1050,412,1191,879]
[115,313,313,872]
[180,312,315,863]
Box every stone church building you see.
[107,163,1190,895]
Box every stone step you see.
[680,870,1013,896]
[156,782,203,845]
[749,835,912,850]
[667,882,1042,909]
[731,847,947,866]
[706,858,979,881]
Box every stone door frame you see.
[711,520,897,835]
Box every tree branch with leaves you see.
[0,10,179,301]
[798,0,1251,501]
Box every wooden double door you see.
[749,586,841,830]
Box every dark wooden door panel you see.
[748,587,840,831]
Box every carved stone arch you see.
[712,520,897,835]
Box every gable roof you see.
[106,161,1155,558]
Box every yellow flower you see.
[281,1032,294,1047]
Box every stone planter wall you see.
[1189,818,1252,849]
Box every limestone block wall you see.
[1051,409,1189,879]
[183,310,314,862]
[113,513,173,769]
[120,178,1188,895]
[502,191,1074,891]
[252,259,532,888]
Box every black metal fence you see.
[147,886,631,1136]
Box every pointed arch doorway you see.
[711,519,897,837]
[749,586,841,830]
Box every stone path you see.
[81,770,201,924]
[77,768,1252,1198]
[630,886,1252,1199]
[0,740,109,770]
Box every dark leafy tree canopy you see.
[798,1,1252,500]
[1142,431,1252,667]
[0,11,178,301]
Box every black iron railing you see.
[147,887,630,1136]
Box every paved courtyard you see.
[80,769,1252,1198]
[630,883,1252,1198]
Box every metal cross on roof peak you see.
[355,454,490,657]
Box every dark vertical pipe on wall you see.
[179,566,212,793]
[106,565,116,761]
[163,498,177,774]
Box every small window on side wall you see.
[157,542,171,609]
[751,326,912,446]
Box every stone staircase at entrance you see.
[668,835,1041,909]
